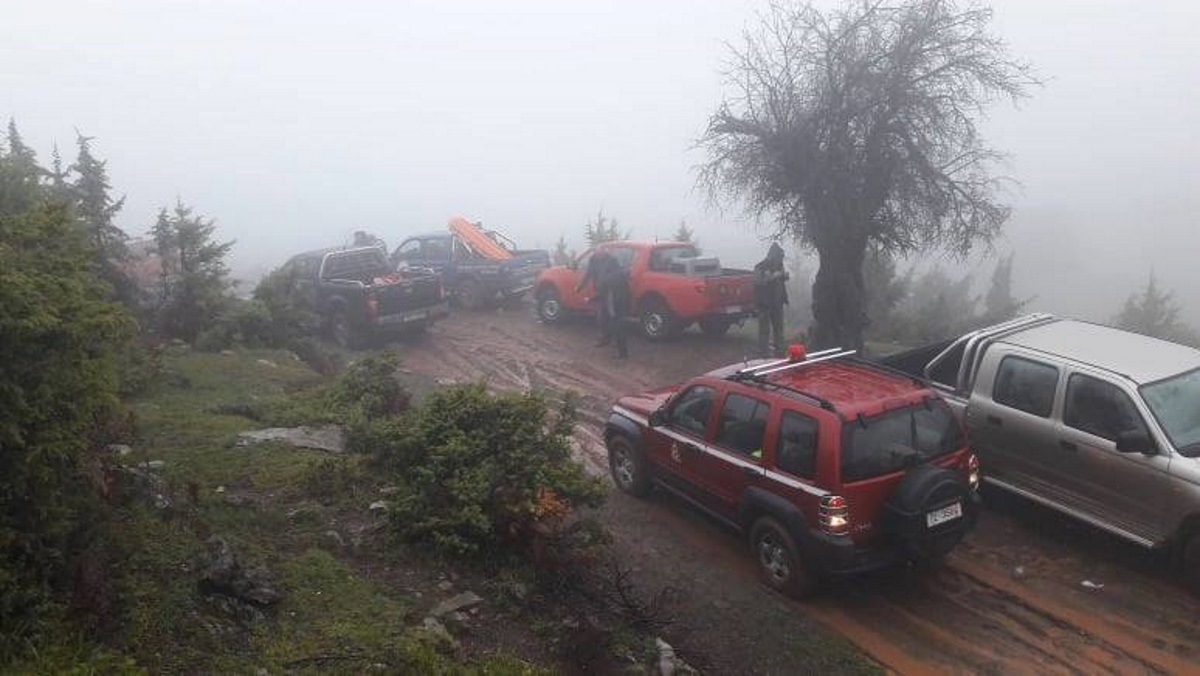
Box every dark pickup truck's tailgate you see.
[371,270,447,326]
[500,250,550,295]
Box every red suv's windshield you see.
[840,400,963,482]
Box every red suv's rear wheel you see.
[750,516,816,599]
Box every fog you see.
[4,0,1198,323]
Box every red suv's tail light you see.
[819,494,850,535]
[967,453,980,491]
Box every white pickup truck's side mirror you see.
[1115,429,1157,456]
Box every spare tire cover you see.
[882,463,975,559]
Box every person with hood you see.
[754,242,789,357]
[575,249,630,358]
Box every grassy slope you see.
[107,347,540,674]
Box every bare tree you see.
[699,0,1036,349]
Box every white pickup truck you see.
[882,314,1200,590]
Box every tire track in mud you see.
[399,310,1200,675]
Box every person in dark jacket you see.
[754,242,789,357]
[576,250,629,358]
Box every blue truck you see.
[390,230,550,310]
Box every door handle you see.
[1059,440,1078,452]
[987,415,1004,427]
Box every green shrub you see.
[366,385,604,558]
[331,351,408,421]
[0,201,133,659]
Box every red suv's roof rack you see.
[729,346,858,411]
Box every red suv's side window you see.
[775,411,818,478]
[715,393,770,458]
[667,385,716,437]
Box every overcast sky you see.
[4,1,1198,322]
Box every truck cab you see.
[882,314,1200,591]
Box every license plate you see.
[402,311,428,323]
[723,305,745,314]
[926,502,963,528]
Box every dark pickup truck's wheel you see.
[640,298,679,341]
[607,435,651,497]
[457,278,486,311]
[883,464,975,561]
[699,317,733,337]
[750,516,816,599]
[330,310,364,350]
[536,287,564,324]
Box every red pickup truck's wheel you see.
[750,516,816,599]
[640,297,680,341]
[607,435,651,497]
[536,287,564,324]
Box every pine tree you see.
[47,143,71,203]
[153,200,235,341]
[672,220,699,251]
[1,120,42,217]
[982,254,1030,324]
[1113,274,1183,342]
[71,131,128,258]
[552,235,574,266]
[583,209,627,248]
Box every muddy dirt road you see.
[401,308,1200,675]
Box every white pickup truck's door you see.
[1056,371,1170,545]
[967,351,1070,499]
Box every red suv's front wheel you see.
[750,516,816,599]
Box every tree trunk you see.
[810,237,868,352]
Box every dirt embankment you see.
[400,309,1200,675]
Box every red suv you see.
[604,347,981,597]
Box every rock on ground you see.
[235,425,345,453]
[198,536,284,607]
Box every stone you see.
[369,501,389,515]
[236,425,346,453]
[255,359,278,368]
[220,350,235,356]
[421,616,459,650]
[656,637,697,676]
[437,580,454,592]
[430,591,483,618]
[106,443,133,456]
[142,460,166,471]
[325,530,345,548]
[198,536,284,607]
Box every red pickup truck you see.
[605,347,980,597]
[534,241,756,340]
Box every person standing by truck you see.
[576,249,629,357]
[754,242,789,357]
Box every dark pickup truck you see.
[390,231,550,310]
[277,246,448,348]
